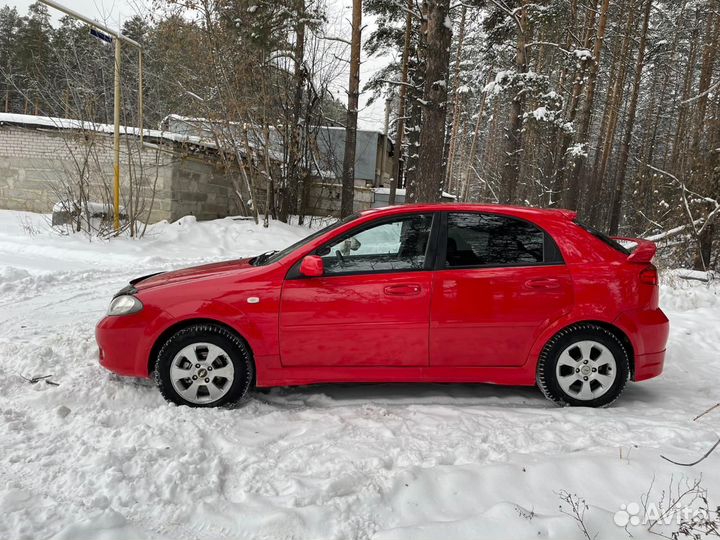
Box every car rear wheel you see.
[154,323,254,407]
[537,323,630,407]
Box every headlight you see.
[107,295,143,316]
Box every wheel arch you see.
[535,320,635,379]
[148,318,255,377]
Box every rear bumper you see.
[614,307,669,381]
[634,349,665,381]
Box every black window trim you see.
[434,210,566,271]
[286,211,441,279]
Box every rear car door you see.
[430,212,572,367]
[280,213,438,367]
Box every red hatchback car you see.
[96,204,669,408]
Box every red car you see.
[96,204,669,408]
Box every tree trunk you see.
[608,0,652,234]
[670,24,699,171]
[389,0,413,206]
[459,78,489,202]
[551,0,598,204]
[636,0,685,225]
[499,0,528,204]
[688,12,719,269]
[564,0,611,211]
[693,224,715,271]
[340,0,362,217]
[688,12,719,172]
[411,0,452,203]
[280,0,306,222]
[444,5,467,194]
[403,94,424,195]
[587,1,634,225]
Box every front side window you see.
[445,213,558,268]
[318,214,434,275]
[257,213,361,266]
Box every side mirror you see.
[299,255,324,277]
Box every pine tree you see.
[0,6,21,113]
[15,2,53,114]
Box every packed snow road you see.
[1,209,719,540]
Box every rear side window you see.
[575,222,630,255]
[445,213,563,268]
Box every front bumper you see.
[96,312,155,378]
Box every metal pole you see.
[138,47,143,145]
[113,38,122,232]
[38,0,144,234]
[38,0,141,47]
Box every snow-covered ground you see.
[1,209,719,540]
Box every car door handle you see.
[524,278,561,290]
[384,284,422,296]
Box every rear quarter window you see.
[574,222,630,255]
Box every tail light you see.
[639,264,658,286]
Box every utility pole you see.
[38,0,143,233]
[113,37,122,232]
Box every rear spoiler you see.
[612,237,657,263]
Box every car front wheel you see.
[537,323,630,407]
[154,323,254,407]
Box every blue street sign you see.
[90,28,113,44]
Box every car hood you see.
[132,258,254,290]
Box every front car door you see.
[430,212,573,367]
[280,212,438,367]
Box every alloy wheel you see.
[555,340,617,401]
[169,342,235,404]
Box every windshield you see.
[253,213,361,266]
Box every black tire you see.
[536,323,630,407]
[154,323,254,407]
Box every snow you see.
[484,70,512,95]
[2,209,720,540]
[52,201,125,215]
[561,121,575,134]
[0,112,216,148]
[566,142,588,158]
[573,49,593,61]
[373,187,456,199]
[528,106,549,121]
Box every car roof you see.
[358,203,578,222]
